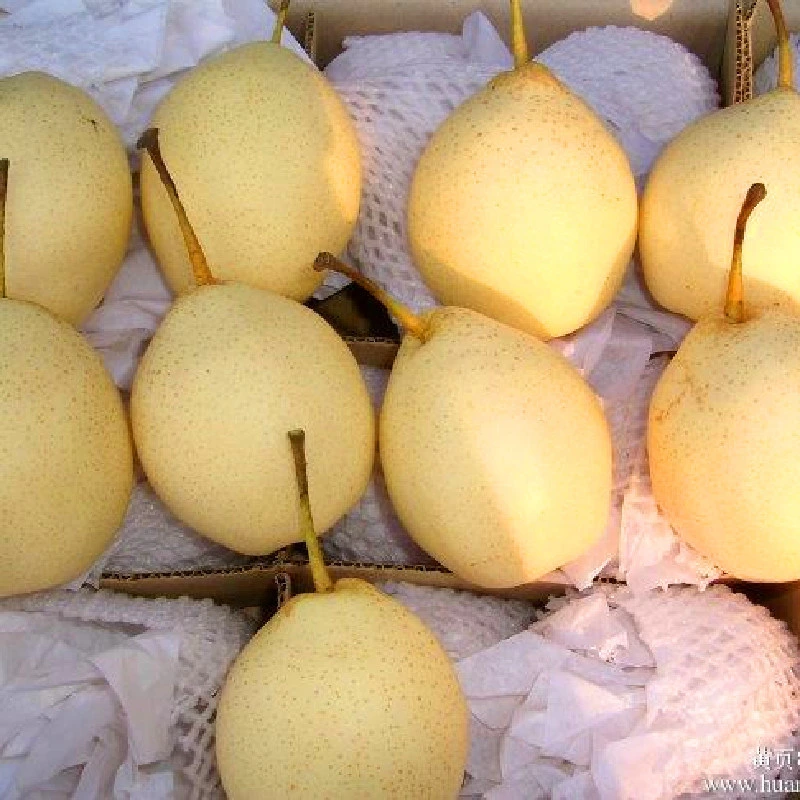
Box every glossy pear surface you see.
[380,307,613,588]
[640,89,800,320]
[408,63,637,340]
[130,283,374,554]
[140,44,361,301]
[216,578,468,799]
[0,300,133,597]
[648,310,800,581]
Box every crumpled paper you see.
[0,609,180,798]
[0,0,309,142]
[457,583,800,800]
[0,588,257,799]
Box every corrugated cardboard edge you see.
[99,560,570,607]
[722,0,753,104]
[729,0,800,106]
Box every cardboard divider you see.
[100,560,569,607]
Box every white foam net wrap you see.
[326,16,719,315]
[0,589,256,799]
[323,365,437,566]
[101,481,254,576]
[455,582,800,799]
[379,581,538,661]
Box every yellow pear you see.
[640,0,800,321]
[131,132,373,555]
[0,72,132,325]
[0,161,133,598]
[406,0,637,340]
[216,429,469,800]
[316,254,613,589]
[648,183,800,581]
[139,2,361,301]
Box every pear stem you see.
[314,252,428,340]
[288,429,333,594]
[724,182,767,324]
[510,0,529,69]
[271,0,290,44]
[136,128,217,288]
[766,0,794,90]
[0,158,7,299]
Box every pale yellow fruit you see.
[0,72,132,325]
[640,89,800,321]
[648,311,800,582]
[0,300,133,598]
[380,307,613,589]
[130,283,374,554]
[139,43,361,300]
[216,578,468,800]
[407,64,637,340]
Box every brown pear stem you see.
[766,0,794,90]
[314,252,428,340]
[724,182,767,323]
[510,0,529,69]
[136,128,217,288]
[271,0,290,44]
[0,158,7,299]
[288,429,333,594]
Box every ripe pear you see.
[406,0,637,340]
[648,183,800,582]
[138,1,361,301]
[130,132,373,555]
[316,253,613,590]
[0,161,133,598]
[0,72,132,325]
[216,429,469,800]
[640,0,800,321]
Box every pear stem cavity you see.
[136,128,217,288]
[288,428,333,594]
[271,0,290,45]
[510,0,529,70]
[0,158,7,299]
[314,252,428,340]
[766,0,794,90]
[724,182,767,324]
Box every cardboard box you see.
[100,0,800,645]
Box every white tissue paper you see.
[754,33,800,95]
[0,588,256,799]
[456,583,800,800]
[0,0,308,138]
